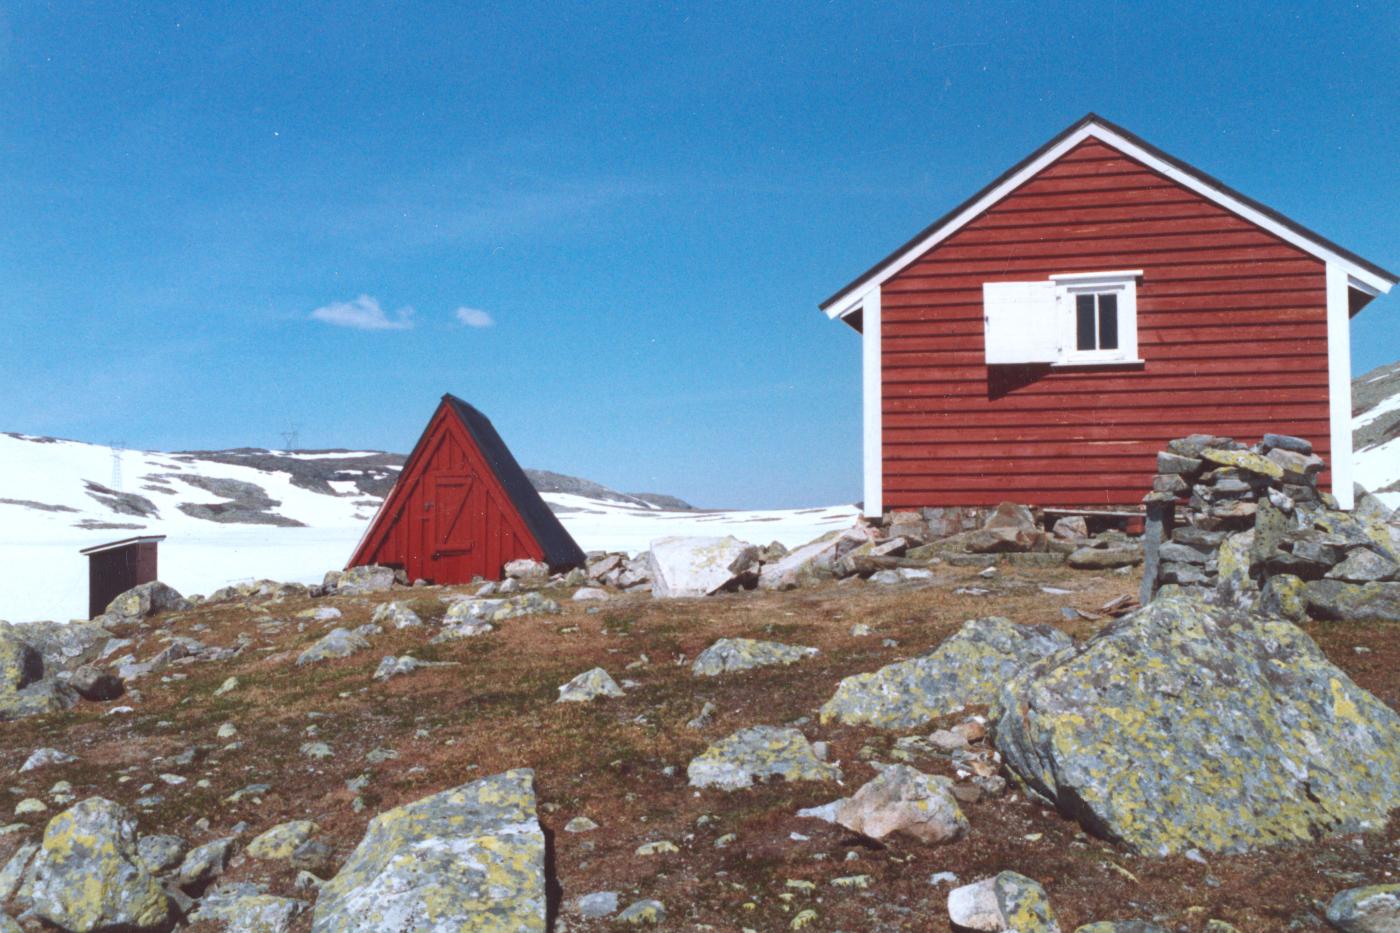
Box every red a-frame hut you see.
[347,395,585,583]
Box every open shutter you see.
[983,281,1058,364]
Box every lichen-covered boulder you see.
[247,820,318,860]
[1303,580,1400,623]
[994,595,1400,856]
[1325,883,1400,932]
[1201,447,1285,481]
[1073,923,1167,933]
[648,535,759,598]
[311,768,545,932]
[28,797,171,932]
[691,638,818,677]
[687,726,840,790]
[296,628,371,665]
[947,871,1059,932]
[820,618,1071,730]
[4,620,112,673]
[105,580,189,622]
[556,667,624,702]
[0,678,78,722]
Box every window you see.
[983,270,1141,366]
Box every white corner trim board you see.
[823,120,1394,321]
[1326,263,1354,510]
[861,288,882,518]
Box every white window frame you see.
[1049,270,1142,366]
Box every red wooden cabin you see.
[347,395,585,583]
[821,114,1395,516]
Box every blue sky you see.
[2,2,1396,508]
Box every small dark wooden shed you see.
[347,394,585,584]
[80,535,165,619]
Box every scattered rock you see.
[322,564,396,596]
[105,581,190,622]
[370,601,423,629]
[1327,549,1400,584]
[947,871,1059,932]
[691,637,818,676]
[648,535,759,598]
[821,617,1071,730]
[177,836,237,889]
[136,834,187,875]
[29,797,171,932]
[1325,883,1400,932]
[564,816,598,833]
[571,587,610,601]
[190,883,308,933]
[70,664,124,701]
[616,898,666,926]
[1068,546,1142,570]
[687,725,841,790]
[296,628,371,665]
[19,748,76,772]
[311,769,545,932]
[1302,580,1400,623]
[802,764,967,844]
[247,820,319,860]
[758,528,869,591]
[576,890,619,918]
[441,592,561,626]
[557,667,624,702]
[504,558,550,583]
[994,595,1400,855]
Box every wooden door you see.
[431,473,479,579]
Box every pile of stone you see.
[1144,433,1400,621]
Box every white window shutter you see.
[983,281,1058,364]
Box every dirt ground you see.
[2,561,1398,931]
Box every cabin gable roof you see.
[821,113,1397,326]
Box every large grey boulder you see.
[0,632,77,721]
[311,769,546,932]
[691,638,817,676]
[3,619,112,673]
[648,536,759,598]
[28,797,171,932]
[820,618,1071,730]
[105,580,189,622]
[442,592,560,626]
[994,595,1400,856]
[687,726,840,791]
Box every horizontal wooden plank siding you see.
[881,137,1330,509]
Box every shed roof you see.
[439,394,585,569]
[821,113,1397,324]
[79,535,166,556]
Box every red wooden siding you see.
[351,405,546,583]
[882,137,1331,509]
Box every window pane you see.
[1098,293,1119,350]
[1076,294,1096,350]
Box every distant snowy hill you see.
[0,433,858,622]
[1354,360,1400,510]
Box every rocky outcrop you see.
[691,637,817,676]
[820,618,1071,730]
[28,797,171,932]
[994,595,1400,856]
[311,769,546,932]
[757,528,870,590]
[648,536,759,598]
[687,726,840,791]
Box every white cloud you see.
[455,306,495,329]
[310,295,414,331]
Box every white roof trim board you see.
[821,114,1397,321]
